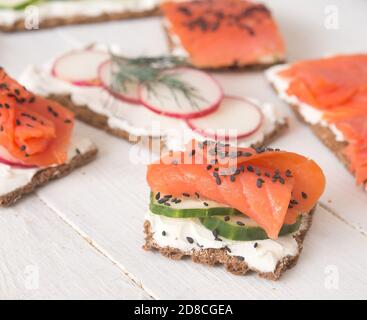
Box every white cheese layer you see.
[19,45,285,151]
[265,64,345,142]
[0,136,95,196]
[0,0,160,27]
[146,211,299,273]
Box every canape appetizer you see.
[144,140,325,279]
[161,0,285,69]
[20,45,288,151]
[0,0,161,32]
[0,67,97,206]
[266,55,367,191]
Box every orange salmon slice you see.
[147,141,325,239]
[162,0,285,68]
[0,68,74,167]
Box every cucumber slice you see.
[200,215,302,241]
[150,192,240,218]
[0,0,39,10]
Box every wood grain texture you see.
[0,0,367,299]
[0,197,150,299]
[35,122,367,299]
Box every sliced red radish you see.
[138,67,223,119]
[52,49,110,87]
[0,146,37,169]
[187,96,264,140]
[98,60,141,104]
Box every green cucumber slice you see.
[150,192,240,218]
[0,0,40,10]
[200,215,302,241]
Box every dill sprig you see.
[109,54,207,110]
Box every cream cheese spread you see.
[146,211,300,273]
[0,136,95,196]
[20,45,285,151]
[265,64,345,142]
[0,0,160,27]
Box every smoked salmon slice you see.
[0,68,74,167]
[278,55,367,186]
[147,141,325,239]
[162,0,285,69]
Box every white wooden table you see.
[1,0,367,300]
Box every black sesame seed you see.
[254,242,258,248]
[186,237,194,244]
[256,178,264,188]
[247,165,254,172]
[164,202,171,206]
[206,164,212,170]
[290,199,299,205]
[155,192,161,200]
[203,202,209,207]
[195,192,200,198]
[242,152,253,157]
[301,192,308,199]
[20,145,26,151]
[285,169,293,177]
[164,194,172,199]
[224,216,230,222]
[158,198,168,204]
[162,231,167,236]
[230,175,235,182]
[183,192,190,197]
[224,246,232,253]
[236,221,245,226]
[237,256,245,261]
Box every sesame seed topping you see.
[186,237,194,244]
[301,192,308,199]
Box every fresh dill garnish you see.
[108,54,207,110]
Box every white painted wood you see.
[0,197,150,299]
[0,0,366,299]
[36,122,367,299]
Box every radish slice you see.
[0,146,37,169]
[187,96,264,140]
[98,60,141,104]
[52,49,110,87]
[139,68,223,119]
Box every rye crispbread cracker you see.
[143,209,314,280]
[271,81,366,189]
[0,7,160,32]
[0,147,97,207]
[47,94,289,150]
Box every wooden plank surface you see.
[0,0,366,299]
[0,197,150,299]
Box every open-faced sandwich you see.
[0,67,97,206]
[0,0,161,32]
[20,45,288,151]
[144,140,325,279]
[162,0,285,69]
[266,55,367,191]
